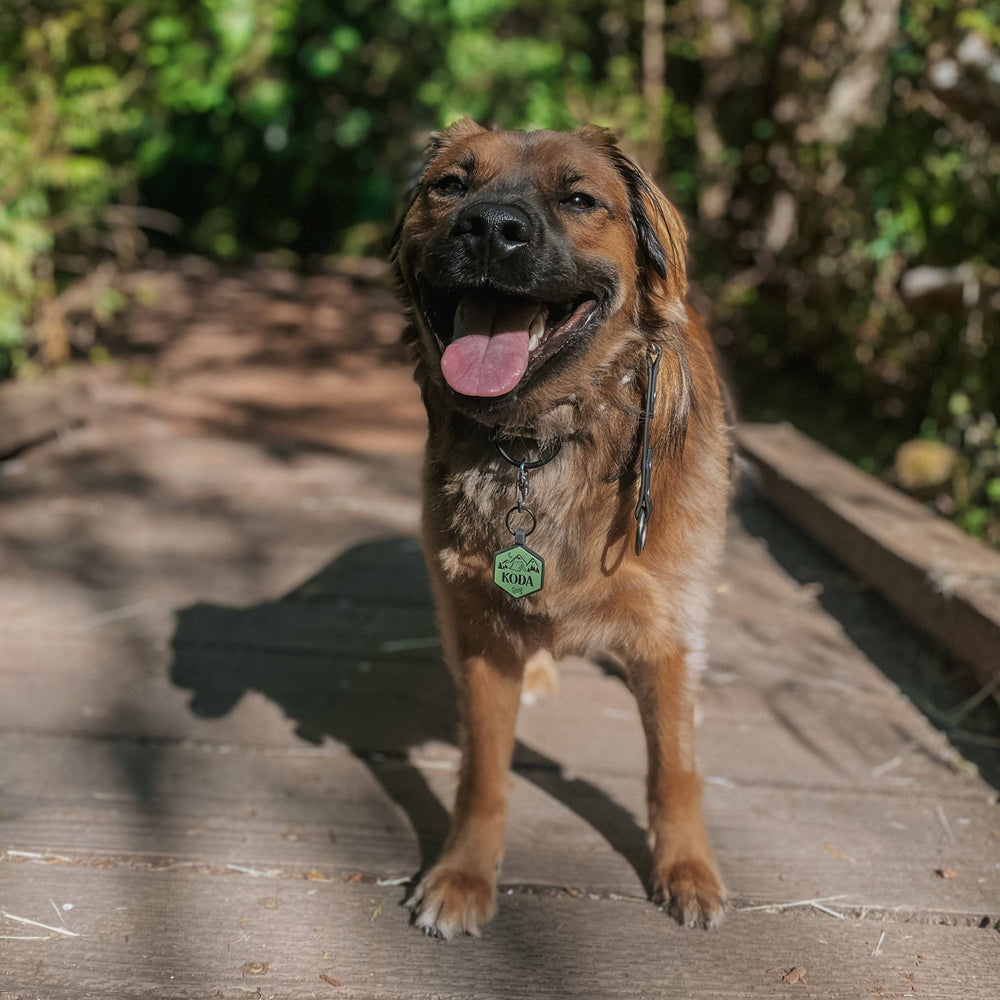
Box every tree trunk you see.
[642,0,666,176]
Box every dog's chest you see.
[435,455,629,602]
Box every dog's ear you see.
[573,126,686,293]
[389,118,488,258]
[427,116,488,157]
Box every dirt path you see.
[1,263,997,999]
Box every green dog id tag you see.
[493,529,544,598]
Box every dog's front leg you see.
[630,640,726,928]
[409,647,524,939]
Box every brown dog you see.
[391,119,730,938]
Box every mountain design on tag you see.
[493,543,544,598]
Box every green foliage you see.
[683,0,1000,543]
[0,0,145,372]
[135,0,660,258]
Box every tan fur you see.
[521,648,558,704]
[396,122,730,938]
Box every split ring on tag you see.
[504,506,536,538]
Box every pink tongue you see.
[441,295,535,397]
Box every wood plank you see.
[0,511,982,796]
[1,274,998,1000]
[1,863,997,999]
[0,619,985,801]
[0,369,90,459]
[737,422,1000,689]
[3,731,997,914]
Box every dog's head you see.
[392,119,688,425]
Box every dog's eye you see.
[432,175,468,196]
[560,192,597,211]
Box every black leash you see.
[634,343,662,555]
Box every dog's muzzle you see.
[453,202,535,268]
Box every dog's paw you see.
[653,857,726,929]
[407,866,497,940]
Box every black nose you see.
[454,202,534,261]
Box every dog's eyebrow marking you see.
[560,170,585,188]
[456,150,477,174]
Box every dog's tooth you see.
[528,313,544,352]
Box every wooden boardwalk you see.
[1,267,998,999]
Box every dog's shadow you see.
[169,536,652,894]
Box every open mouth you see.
[418,284,600,398]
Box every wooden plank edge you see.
[735,422,1000,692]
